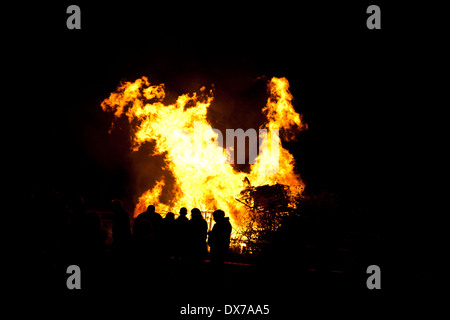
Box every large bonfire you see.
[101,76,307,238]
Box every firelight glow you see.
[101,76,307,235]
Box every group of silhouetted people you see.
[26,185,233,269]
[111,201,232,264]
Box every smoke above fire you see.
[101,76,307,231]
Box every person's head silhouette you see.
[165,212,175,221]
[146,205,155,214]
[212,209,225,222]
[191,208,202,220]
[111,199,123,211]
[179,207,187,217]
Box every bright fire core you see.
[101,76,307,235]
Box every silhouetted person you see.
[111,199,131,253]
[161,212,176,259]
[134,205,163,237]
[189,208,208,263]
[149,205,163,232]
[66,196,106,261]
[175,207,189,224]
[83,211,107,258]
[208,210,232,264]
[174,207,189,260]
[133,205,161,258]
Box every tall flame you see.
[101,76,307,232]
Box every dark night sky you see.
[15,1,444,224]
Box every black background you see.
[9,0,446,316]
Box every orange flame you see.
[101,76,307,233]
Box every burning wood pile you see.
[233,178,301,254]
[236,179,294,214]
